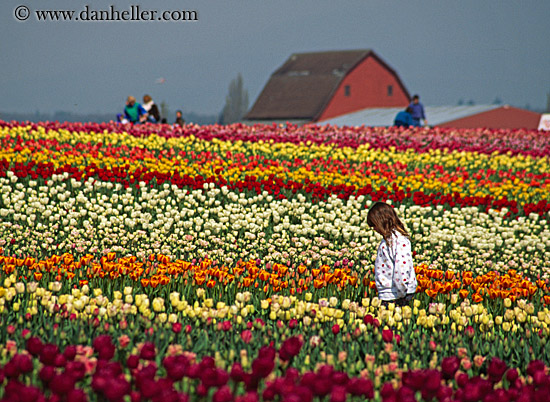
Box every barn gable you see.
[245,50,410,122]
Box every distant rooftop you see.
[319,105,502,127]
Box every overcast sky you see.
[1,0,549,118]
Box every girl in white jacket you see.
[367,202,417,306]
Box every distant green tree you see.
[160,101,170,122]
[221,73,249,124]
[457,99,465,106]
[493,97,502,105]
[467,99,475,106]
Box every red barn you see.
[245,50,410,123]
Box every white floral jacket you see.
[374,231,418,301]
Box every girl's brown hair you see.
[366,202,409,246]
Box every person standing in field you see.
[367,202,417,306]
[409,94,427,127]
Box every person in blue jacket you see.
[394,107,414,127]
[408,94,427,127]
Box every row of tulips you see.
[1,267,550,374]
[2,120,549,157]
[2,271,550,333]
[1,172,549,281]
[2,156,549,219]
[2,123,549,212]
[1,326,550,401]
[1,250,550,306]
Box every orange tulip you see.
[445,270,455,280]
[472,293,483,303]
[459,289,469,298]
[313,279,324,289]
[425,289,438,298]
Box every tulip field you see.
[1,120,550,401]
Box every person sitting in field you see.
[393,107,414,127]
[175,110,185,127]
[124,96,148,124]
[116,113,129,124]
[142,94,161,123]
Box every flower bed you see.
[0,121,549,400]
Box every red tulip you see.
[279,336,303,361]
[213,386,234,402]
[347,377,374,398]
[526,360,546,376]
[126,355,139,369]
[487,357,508,383]
[26,337,43,356]
[441,356,461,379]
[241,329,253,344]
[49,373,75,395]
[139,342,156,360]
[380,382,395,399]
[506,368,519,383]
[330,385,347,402]
[172,322,182,333]
[13,354,33,374]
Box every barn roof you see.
[320,105,542,130]
[320,105,501,127]
[442,105,542,129]
[246,49,406,121]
